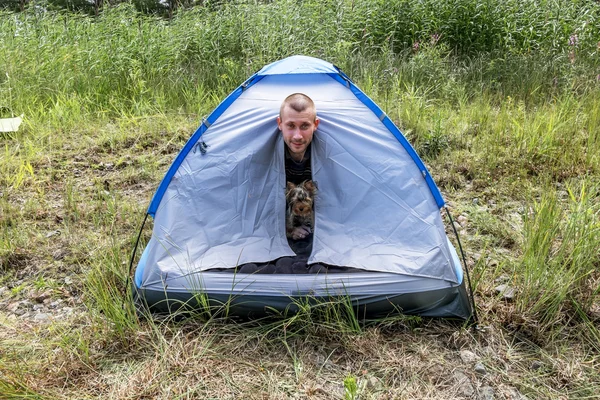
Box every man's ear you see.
[314,118,320,129]
[277,116,282,130]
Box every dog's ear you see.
[286,181,295,196]
[303,180,316,195]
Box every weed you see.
[343,374,359,400]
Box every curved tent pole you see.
[124,212,149,310]
[444,207,479,326]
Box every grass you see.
[1,1,599,398]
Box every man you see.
[277,93,319,185]
[277,93,319,243]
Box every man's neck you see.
[286,145,310,163]
[290,151,305,163]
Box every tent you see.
[131,55,475,321]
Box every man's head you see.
[277,93,319,162]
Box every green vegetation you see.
[1,0,599,397]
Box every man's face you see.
[277,105,319,161]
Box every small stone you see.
[64,276,73,285]
[48,300,63,309]
[32,304,44,311]
[531,361,543,371]
[479,386,495,400]
[34,313,49,321]
[474,363,487,375]
[457,215,468,226]
[366,376,379,390]
[472,197,479,205]
[453,370,474,397]
[495,284,516,300]
[505,386,526,400]
[33,290,52,303]
[460,350,479,364]
[7,302,21,313]
[45,230,61,238]
[52,249,67,260]
[494,274,510,284]
[13,308,27,316]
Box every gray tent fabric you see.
[133,56,473,320]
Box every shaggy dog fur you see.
[285,180,316,240]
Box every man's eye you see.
[301,124,309,129]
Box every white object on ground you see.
[0,115,23,132]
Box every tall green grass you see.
[1,0,599,125]
[518,179,600,331]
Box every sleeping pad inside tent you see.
[132,55,474,320]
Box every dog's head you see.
[286,180,316,218]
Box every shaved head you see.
[279,93,317,121]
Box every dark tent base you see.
[206,234,363,275]
[133,280,472,321]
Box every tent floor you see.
[206,234,363,274]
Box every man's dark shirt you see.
[285,144,312,184]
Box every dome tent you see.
[131,55,475,320]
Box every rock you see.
[504,386,526,400]
[62,307,74,315]
[472,197,479,205]
[52,248,68,260]
[48,300,63,309]
[474,363,487,375]
[453,370,475,397]
[7,300,31,315]
[460,350,479,364]
[33,290,52,303]
[457,215,468,226]
[531,360,543,371]
[495,284,516,300]
[64,276,73,285]
[479,386,495,400]
[13,308,27,316]
[32,304,44,311]
[494,274,510,284]
[34,313,50,321]
[7,302,21,313]
[366,376,379,390]
[45,230,61,238]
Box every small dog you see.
[285,180,316,240]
